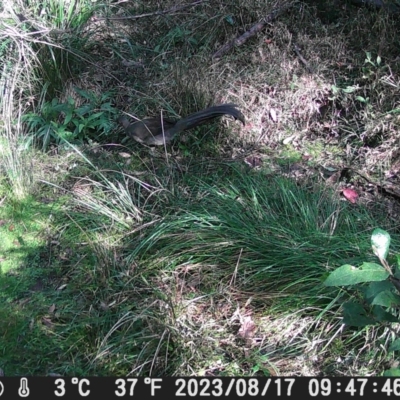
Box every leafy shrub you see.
[23,88,117,149]
[325,228,400,375]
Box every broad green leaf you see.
[384,369,400,377]
[371,228,390,260]
[342,302,375,327]
[389,339,400,352]
[364,280,392,301]
[395,255,400,276]
[64,112,73,125]
[324,262,389,286]
[373,306,398,323]
[371,290,400,307]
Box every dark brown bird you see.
[118,104,245,145]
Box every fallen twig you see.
[212,2,296,59]
[293,43,313,73]
[106,0,208,20]
[351,169,400,201]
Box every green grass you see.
[127,163,391,307]
[0,153,397,376]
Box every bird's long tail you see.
[173,104,245,133]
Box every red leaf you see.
[342,188,358,203]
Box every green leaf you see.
[64,112,73,125]
[330,85,339,94]
[225,15,235,25]
[342,86,357,93]
[324,262,389,286]
[75,105,93,116]
[389,339,400,352]
[74,87,94,101]
[100,102,114,111]
[384,369,400,377]
[390,256,400,280]
[53,102,72,114]
[371,291,400,307]
[88,112,104,121]
[364,280,392,301]
[78,124,85,133]
[372,306,398,323]
[371,228,390,260]
[342,302,375,327]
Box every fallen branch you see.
[107,0,208,20]
[351,169,400,201]
[212,2,296,59]
[293,43,313,73]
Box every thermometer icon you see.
[18,378,30,397]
